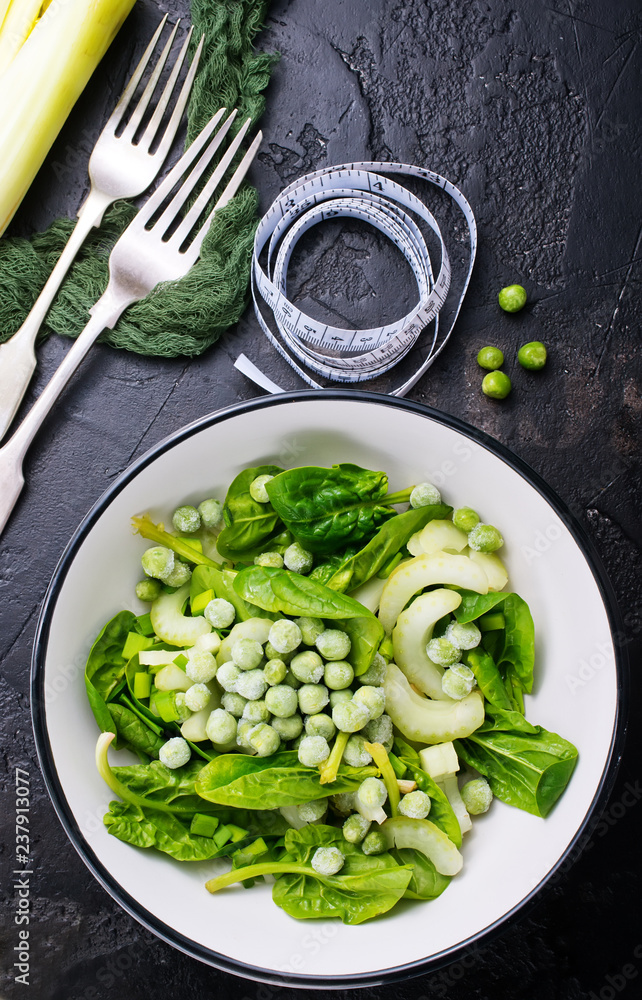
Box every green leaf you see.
[390,847,451,900]
[455,718,578,818]
[453,590,509,622]
[103,801,251,861]
[85,611,137,735]
[272,825,413,924]
[326,503,453,592]
[195,751,376,809]
[190,564,276,622]
[395,758,462,848]
[216,465,284,558]
[265,464,401,554]
[334,615,384,677]
[464,647,514,712]
[107,703,165,759]
[233,564,379,621]
[497,594,535,696]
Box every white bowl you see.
[31,391,625,988]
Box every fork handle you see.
[0,189,112,443]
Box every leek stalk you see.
[0,0,137,235]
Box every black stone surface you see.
[1,0,641,997]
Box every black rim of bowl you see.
[31,389,628,990]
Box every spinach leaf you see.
[111,759,215,814]
[272,825,413,924]
[195,750,376,809]
[394,755,462,848]
[453,590,509,622]
[265,464,405,554]
[190,565,276,622]
[497,594,535,696]
[326,503,453,592]
[455,718,578,818]
[233,565,380,622]
[334,614,385,677]
[464,647,514,712]
[217,465,284,558]
[104,801,247,861]
[85,611,137,735]
[310,546,359,587]
[107,703,165,759]
[390,847,451,900]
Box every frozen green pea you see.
[297,735,331,767]
[311,846,344,875]
[204,598,235,629]
[305,713,336,741]
[468,523,503,552]
[206,709,237,745]
[135,578,162,602]
[290,650,324,684]
[452,506,480,532]
[235,668,268,702]
[185,683,212,712]
[329,688,354,709]
[498,283,527,312]
[358,653,387,686]
[254,551,284,568]
[283,542,314,574]
[445,621,481,650]
[158,737,191,769]
[264,658,288,686]
[264,641,294,663]
[232,638,264,670]
[186,649,218,683]
[264,684,299,718]
[324,660,354,690]
[242,699,270,724]
[269,619,302,655]
[221,692,248,718]
[236,719,256,750]
[358,777,387,809]
[425,638,461,667]
[330,792,357,816]
[173,692,192,723]
[216,661,241,692]
[362,714,394,751]
[477,345,504,370]
[283,672,302,690]
[297,799,327,824]
[461,778,493,814]
[342,813,371,844]
[162,560,192,588]
[398,790,432,819]
[409,482,442,508]
[248,723,280,757]
[482,371,512,399]
[298,683,329,716]
[249,475,274,503]
[441,663,477,700]
[518,340,547,370]
[332,699,370,733]
[315,629,351,661]
[343,734,373,767]
[271,713,303,741]
[197,498,223,529]
[141,546,174,581]
[352,685,385,720]
[295,617,325,646]
[172,505,200,533]
[361,830,387,855]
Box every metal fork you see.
[0,16,204,444]
[0,110,262,537]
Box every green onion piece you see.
[478,611,506,632]
[190,813,220,838]
[132,514,220,568]
[122,632,154,660]
[191,588,215,616]
[133,671,152,701]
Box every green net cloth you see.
[0,0,276,358]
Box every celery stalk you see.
[0,0,136,235]
[0,0,43,78]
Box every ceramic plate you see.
[31,391,625,988]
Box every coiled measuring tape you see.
[235,161,477,397]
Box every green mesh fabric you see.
[0,0,276,358]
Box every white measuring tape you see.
[235,161,477,397]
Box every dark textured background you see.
[1,0,641,997]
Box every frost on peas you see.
[398,790,432,819]
[311,846,344,876]
[185,683,212,712]
[362,830,387,855]
[343,734,373,767]
[235,668,268,702]
[297,735,331,767]
[173,692,192,723]
[268,619,302,655]
[324,660,354,690]
[135,578,162,602]
[445,621,482,650]
[236,719,256,750]
[329,688,353,709]
[198,497,223,529]
[343,813,371,844]
[295,617,325,646]
[410,482,442,508]
[206,708,237,745]
[330,792,357,816]
[297,799,327,824]
[297,683,330,716]
[254,551,284,569]
[332,699,370,734]
[186,649,218,684]
[216,661,241,693]
[290,650,324,684]
[442,664,477,700]
[264,658,288,686]
[264,684,299,718]
[461,778,493,815]
[305,713,336,741]
[358,777,388,810]
[141,545,174,581]
[159,737,191,769]
[242,699,270,724]
[271,713,303,741]
[426,637,462,667]
[315,629,351,661]
[232,638,264,671]
[357,653,387,686]
[362,714,394,751]
[248,723,281,757]
[265,641,294,663]
[283,672,302,690]
[452,506,480,533]
[468,523,504,553]
[204,598,236,629]
[249,475,274,503]
[172,505,201,533]
[221,692,248,718]
[163,560,192,588]
[352,685,385,720]
[283,542,314,574]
